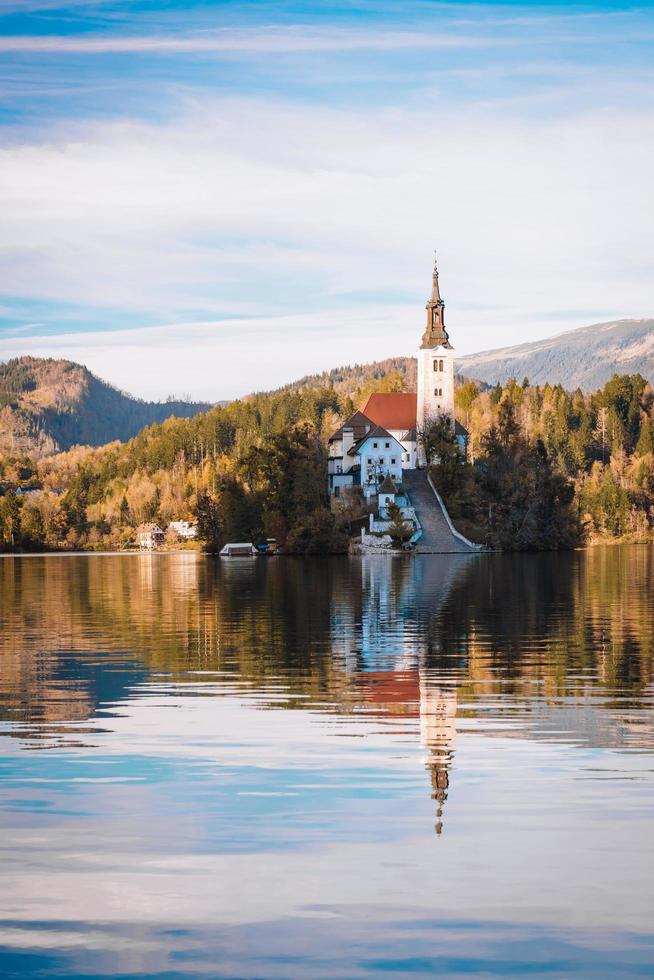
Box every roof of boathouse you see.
[359,392,417,432]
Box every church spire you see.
[431,250,442,304]
[421,252,451,349]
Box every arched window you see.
[439,359,444,371]
[433,360,439,372]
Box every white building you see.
[354,426,405,499]
[328,256,467,498]
[137,523,165,550]
[168,520,197,541]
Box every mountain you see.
[456,319,654,391]
[273,320,654,402]
[4,317,653,460]
[0,357,212,456]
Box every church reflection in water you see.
[2,548,654,831]
[329,555,476,833]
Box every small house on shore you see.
[137,523,165,550]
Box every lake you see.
[0,549,653,979]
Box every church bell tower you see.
[416,255,456,461]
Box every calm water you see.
[0,550,653,979]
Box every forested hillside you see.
[1,364,654,553]
[0,357,212,455]
[447,373,654,544]
[273,356,417,399]
[0,386,347,552]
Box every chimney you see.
[342,425,355,457]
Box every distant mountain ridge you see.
[270,320,654,400]
[0,357,212,456]
[2,318,653,459]
[456,319,654,390]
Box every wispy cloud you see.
[0,1,653,397]
[0,27,505,54]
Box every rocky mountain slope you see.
[0,357,212,456]
[456,319,654,390]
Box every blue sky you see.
[0,0,653,399]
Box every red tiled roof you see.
[359,392,417,431]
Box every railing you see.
[426,473,483,551]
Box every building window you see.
[334,485,341,498]
[373,442,378,448]
[433,360,439,372]
[384,441,390,449]
[439,359,444,371]
[391,458,396,465]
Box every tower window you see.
[433,360,438,372]
[439,359,444,371]
[434,388,443,397]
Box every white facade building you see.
[355,427,404,499]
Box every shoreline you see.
[2,539,654,558]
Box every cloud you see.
[1,3,653,399]
[0,309,422,400]
[1,99,652,313]
[0,27,505,55]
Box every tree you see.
[419,414,460,469]
[476,411,580,551]
[0,492,21,549]
[455,380,478,429]
[196,479,257,551]
[386,500,412,545]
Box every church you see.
[328,257,467,500]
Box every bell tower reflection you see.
[419,673,457,834]
[330,555,473,833]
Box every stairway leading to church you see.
[403,470,480,555]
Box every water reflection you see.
[2,550,652,750]
[0,550,653,977]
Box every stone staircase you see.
[402,470,480,555]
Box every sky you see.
[0,0,653,400]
